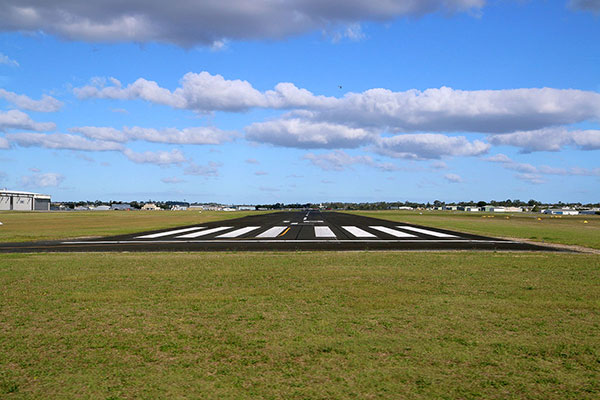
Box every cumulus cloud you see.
[444,173,462,183]
[246,118,375,149]
[71,125,236,145]
[21,172,64,188]
[0,1,485,46]
[488,127,600,152]
[374,134,490,159]
[0,52,18,66]
[184,161,221,177]
[123,148,187,165]
[7,132,123,151]
[0,89,63,112]
[0,110,55,132]
[76,71,600,134]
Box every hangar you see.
[0,189,51,211]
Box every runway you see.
[0,210,563,253]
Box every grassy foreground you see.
[1,251,598,399]
[347,211,600,250]
[0,210,261,243]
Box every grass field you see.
[348,211,600,250]
[0,210,261,243]
[0,209,599,250]
[1,252,598,399]
[0,210,598,398]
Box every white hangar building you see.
[0,190,51,211]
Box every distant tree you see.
[477,201,487,207]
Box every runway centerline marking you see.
[396,226,458,238]
[370,226,417,238]
[135,226,205,239]
[256,226,287,238]
[217,226,261,238]
[314,226,336,238]
[177,226,232,238]
[342,226,377,238]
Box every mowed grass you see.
[0,251,598,399]
[347,211,600,250]
[0,210,263,243]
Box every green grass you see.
[0,210,264,243]
[1,251,599,399]
[347,211,600,250]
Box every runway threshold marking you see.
[342,226,376,238]
[370,226,417,238]
[177,226,232,238]
[135,226,205,239]
[314,226,336,238]
[217,226,261,238]
[256,226,288,238]
[397,226,457,238]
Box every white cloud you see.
[161,176,186,184]
[444,173,462,183]
[374,134,490,159]
[303,150,373,171]
[488,127,600,152]
[21,172,64,188]
[71,125,236,145]
[254,171,268,176]
[303,150,402,172]
[123,148,187,165]
[0,110,56,132]
[487,153,600,184]
[0,1,485,46]
[0,136,9,149]
[184,161,221,177]
[246,118,374,149]
[245,158,259,164]
[7,132,123,151]
[0,52,18,67]
[0,89,63,112]
[76,71,600,134]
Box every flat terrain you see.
[0,211,557,252]
[1,210,598,398]
[347,211,600,250]
[1,251,599,399]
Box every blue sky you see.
[0,0,599,204]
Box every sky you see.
[0,0,599,204]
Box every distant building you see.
[463,206,479,212]
[483,206,523,213]
[171,205,188,211]
[580,209,600,215]
[0,189,51,211]
[141,203,160,211]
[542,209,579,215]
[92,205,111,211]
[237,206,256,211]
[111,203,132,211]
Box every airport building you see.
[0,189,51,211]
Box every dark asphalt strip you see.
[0,211,570,253]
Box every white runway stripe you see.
[256,226,287,238]
[217,226,261,238]
[136,226,205,239]
[397,226,457,238]
[314,226,336,238]
[342,226,376,238]
[177,226,232,238]
[370,226,416,238]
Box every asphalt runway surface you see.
[0,210,564,253]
